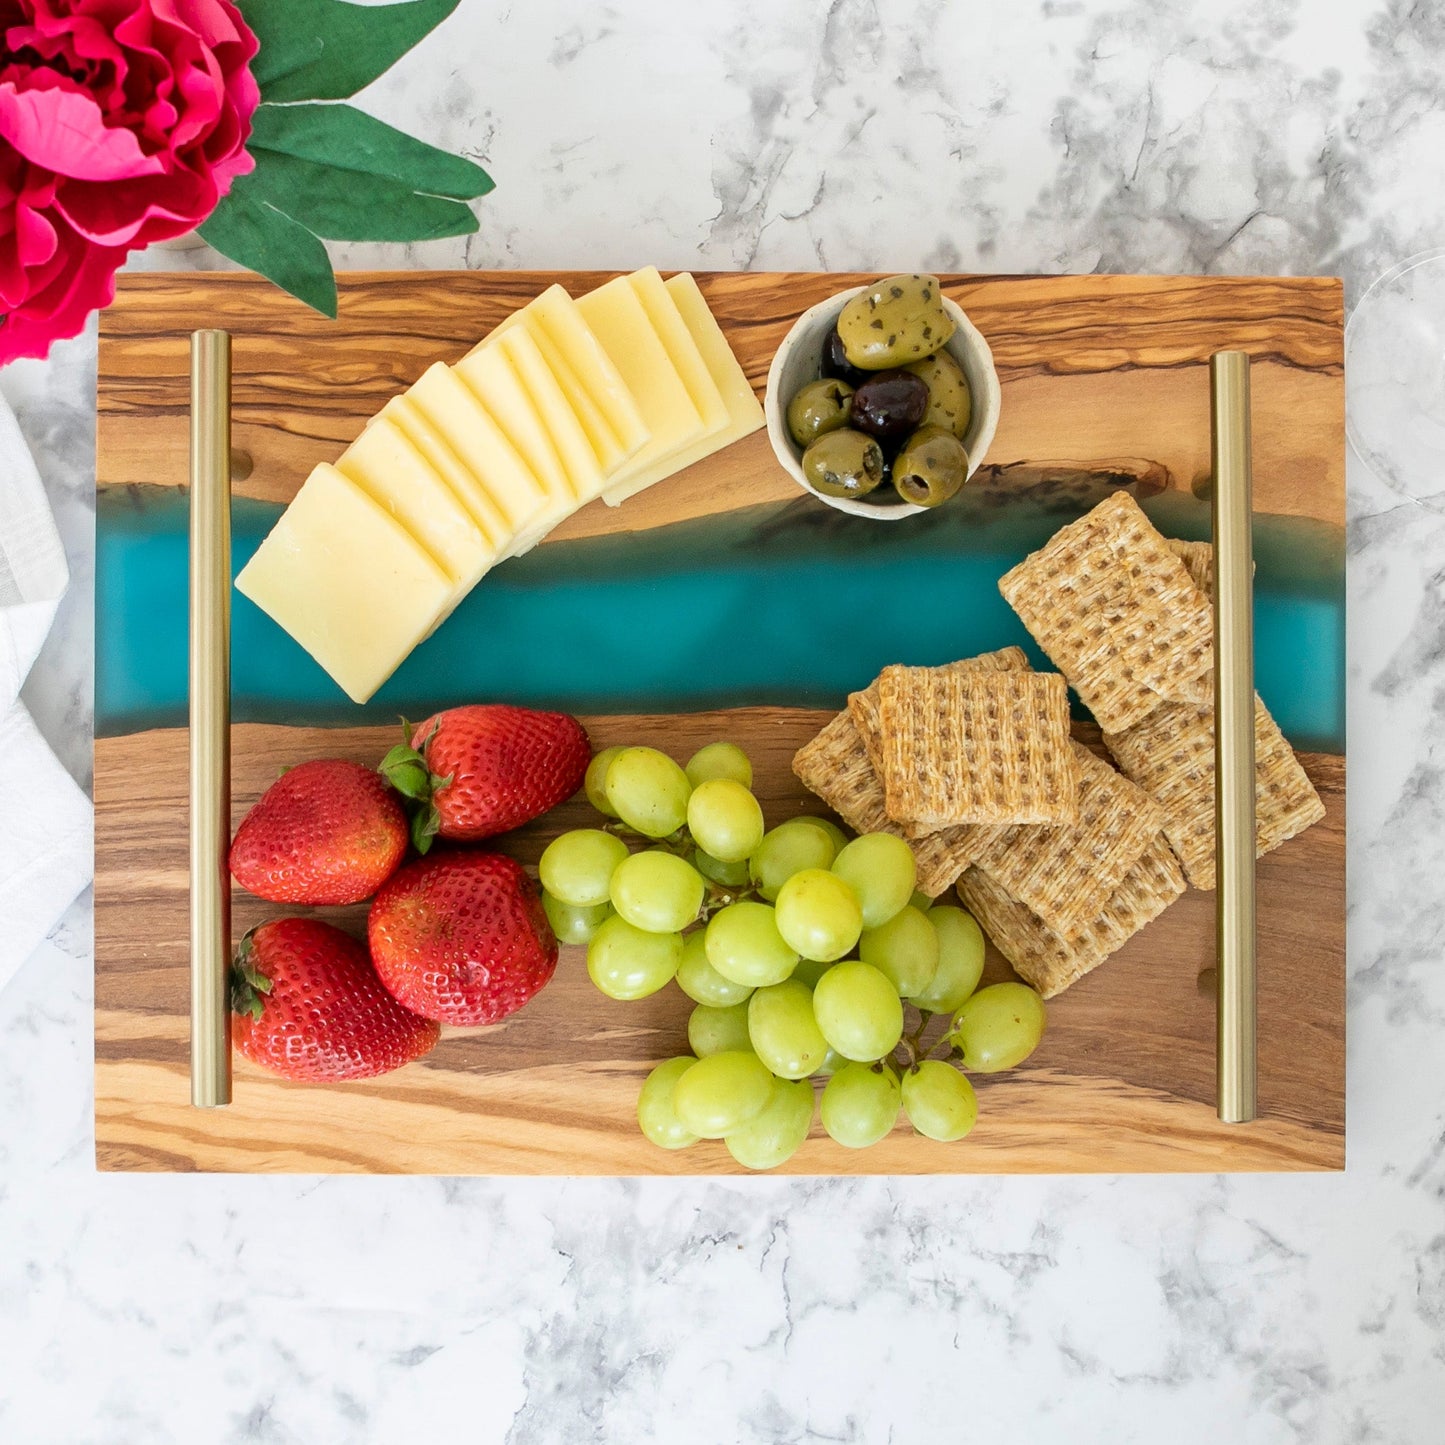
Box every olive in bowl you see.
[787,378,854,448]
[849,369,930,444]
[765,277,1000,520]
[893,425,969,507]
[800,428,885,499]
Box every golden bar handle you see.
[189,330,233,1108]
[1211,351,1257,1123]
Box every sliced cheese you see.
[665,272,765,431]
[490,300,640,475]
[453,344,578,541]
[235,463,453,704]
[405,361,547,546]
[338,415,497,590]
[603,272,768,506]
[627,266,729,435]
[576,276,706,484]
[489,326,607,501]
[376,394,511,552]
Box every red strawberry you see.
[232,918,440,1081]
[230,759,408,905]
[380,705,589,850]
[368,851,558,1025]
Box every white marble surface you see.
[4,0,1444,1438]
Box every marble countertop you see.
[4,1,1444,1439]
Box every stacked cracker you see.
[792,490,1325,1000]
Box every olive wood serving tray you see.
[94,270,1345,1174]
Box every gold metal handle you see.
[189,330,233,1108]
[1210,351,1257,1123]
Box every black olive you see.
[849,369,930,443]
[821,325,871,388]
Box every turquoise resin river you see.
[97,483,1345,753]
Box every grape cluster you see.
[539,741,1047,1169]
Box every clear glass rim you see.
[1345,246,1445,507]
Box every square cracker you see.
[1167,538,1214,597]
[998,491,1215,733]
[849,646,1030,837]
[792,711,984,897]
[1102,694,1326,891]
[875,667,1078,829]
[971,743,1169,942]
[957,831,1186,998]
[848,644,1030,772]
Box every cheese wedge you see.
[235,463,453,704]
[337,416,498,590]
[489,326,607,501]
[405,362,547,544]
[601,272,767,505]
[454,343,573,502]
[375,394,511,552]
[576,276,705,482]
[628,266,729,436]
[507,284,650,458]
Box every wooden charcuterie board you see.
[94,270,1345,1173]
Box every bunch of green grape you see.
[539,740,1047,1170]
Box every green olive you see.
[786,378,854,448]
[801,427,885,500]
[893,425,969,507]
[836,274,956,371]
[904,349,973,440]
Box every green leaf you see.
[411,801,440,855]
[248,102,494,201]
[199,180,338,317]
[246,0,461,104]
[379,743,434,800]
[244,148,478,242]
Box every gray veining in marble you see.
[4,0,1445,1439]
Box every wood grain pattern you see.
[96,271,1344,531]
[95,718,1344,1174]
[94,269,1346,1174]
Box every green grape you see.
[791,957,831,989]
[687,779,765,863]
[685,741,753,789]
[750,820,838,902]
[604,746,691,837]
[693,847,752,889]
[820,1063,900,1147]
[585,746,625,816]
[948,982,1047,1072]
[814,1046,846,1077]
[812,961,904,1061]
[725,1076,814,1169]
[907,906,985,1013]
[688,1001,754,1057]
[747,979,830,1079]
[794,815,850,853]
[542,891,612,946]
[586,915,684,1000]
[705,901,799,987]
[859,905,939,998]
[908,889,935,913]
[609,850,705,933]
[636,1057,700,1150]
[538,828,630,907]
[774,868,863,963]
[671,1050,773,1138]
[830,832,917,928]
[901,1061,979,1142]
[676,930,753,1007]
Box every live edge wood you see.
[94,269,1346,1174]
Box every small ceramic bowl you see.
[764,286,1002,519]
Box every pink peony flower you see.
[0,0,259,363]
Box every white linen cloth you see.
[0,393,91,994]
